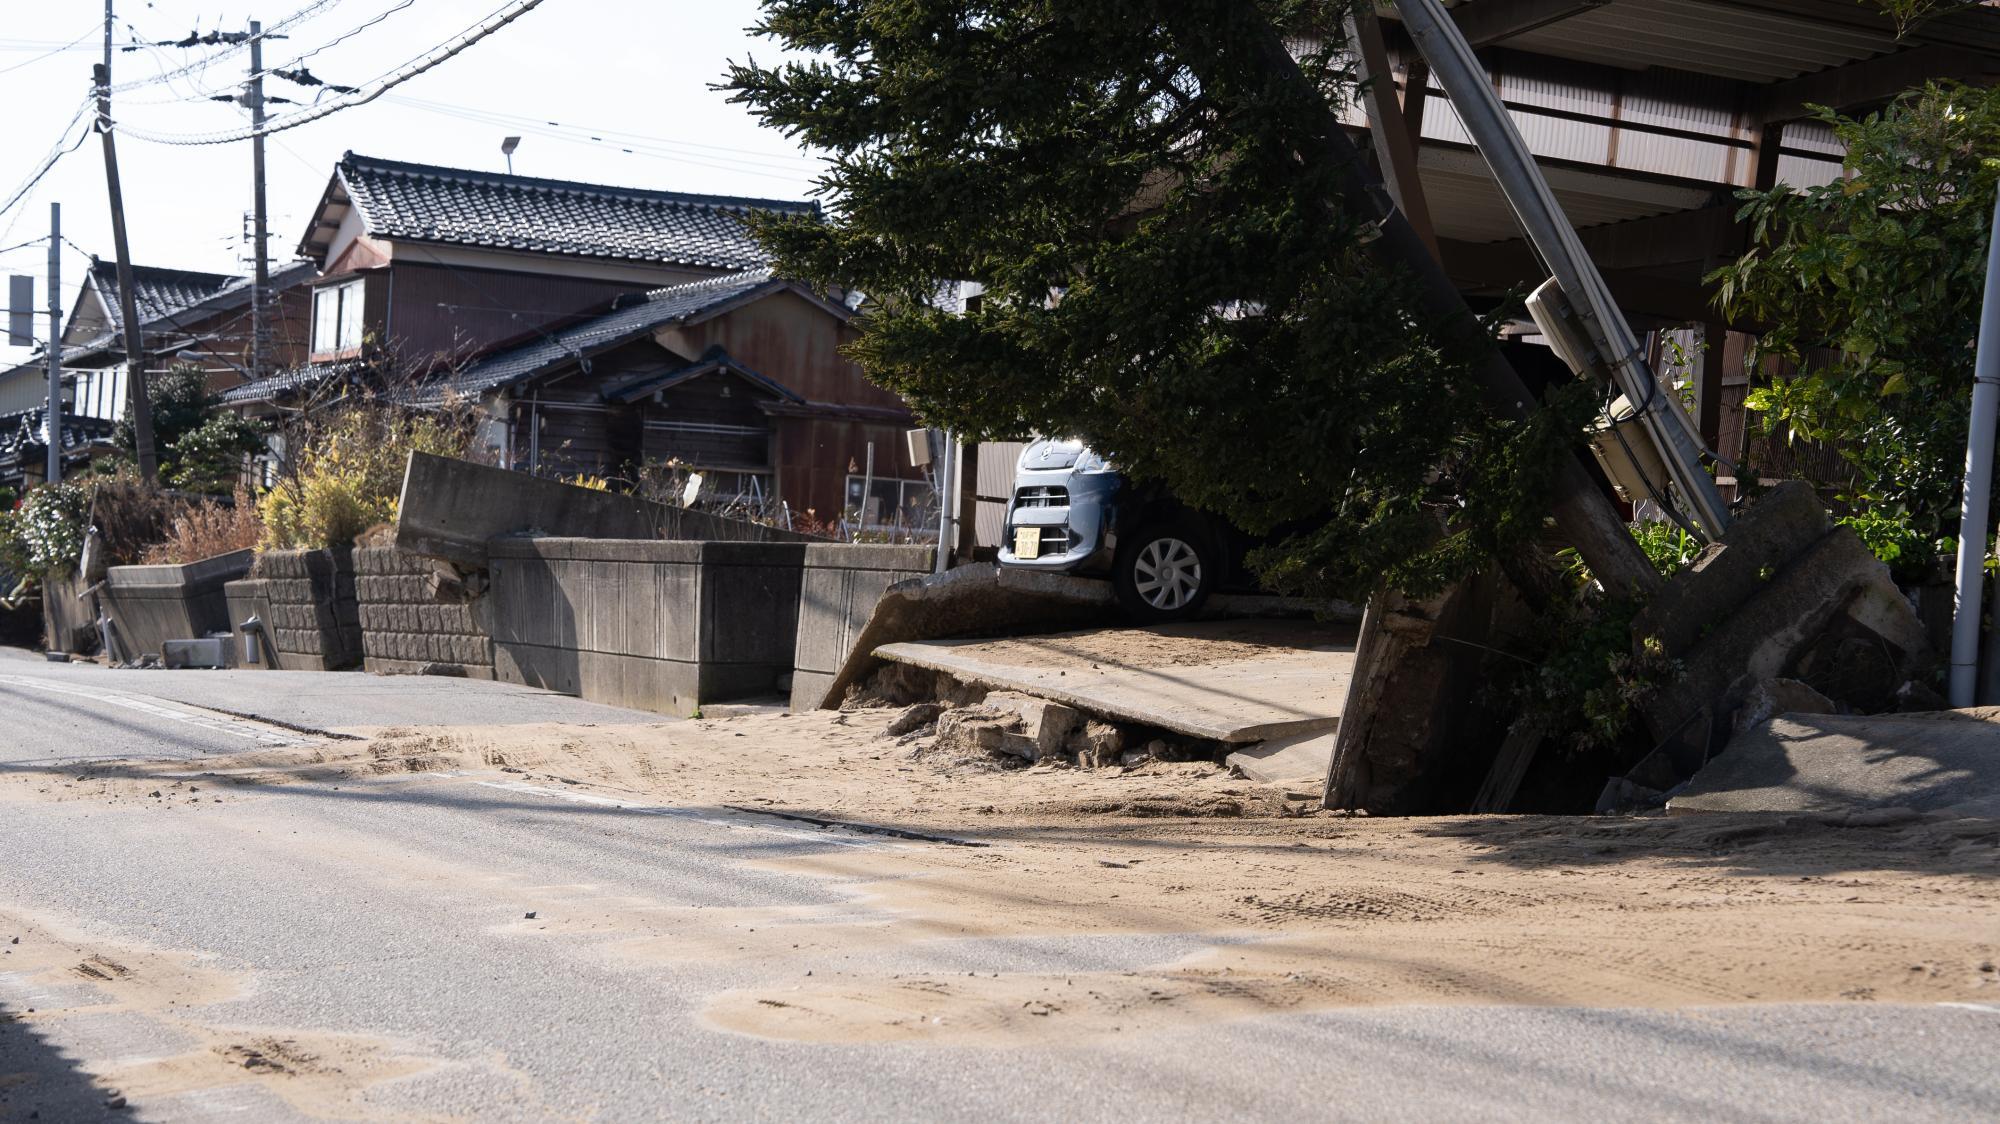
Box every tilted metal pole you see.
[1947,185,2000,707]
[1394,0,1730,538]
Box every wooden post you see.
[955,441,980,560]
[1350,9,1439,259]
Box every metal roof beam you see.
[1452,0,1614,47]
[1758,44,2000,123]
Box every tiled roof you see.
[332,153,817,270]
[405,268,791,404]
[67,260,319,364]
[0,406,118,470]
[216,360,352,406]
[90,262,240,328]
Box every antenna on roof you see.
[500,136,521,175]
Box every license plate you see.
[1014,527,1042,559]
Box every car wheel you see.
[1113,522,1216,622]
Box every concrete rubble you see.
[1669,709,2000,820]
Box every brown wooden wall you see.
[657,290,905,411]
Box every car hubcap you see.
[1133,537,1202,610]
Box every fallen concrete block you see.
[1731,677,1837,734]
[933,705,1025,757]
[1669,710,2000,818]
[1644,524,1932,775]
[983,691,1082,759]
[1069,720,1125,767]
[884,702,943,736]
[1227,730,1336,784]
[1633,482,1830,660]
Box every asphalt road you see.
[1,660,1996,1122]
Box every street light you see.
[500,136,520,174]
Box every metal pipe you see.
[1947,184,2000,706]
[1394,0,1730,539]
[934,431,955,573]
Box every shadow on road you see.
[0,1011,118,1122]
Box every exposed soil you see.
[1,704,1996,1052]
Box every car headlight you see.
[1074,448,1112,473]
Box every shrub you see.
[259,403,474,550]
[0,481,92,576]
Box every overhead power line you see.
[108,0,344,93]
[118,0,550,146]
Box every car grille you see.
[1013,485,1069,508]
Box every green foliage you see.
[110,365,267,495]
[1512,595,1678,755]
[1630,519,1701,577]
[1711,83,2000,553]
[259,404,472,550]
[1837,508,1942,579]
[166,412,268,495]
[725,0,1583,600]
[0,480,92,577]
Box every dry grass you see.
[139,490,263,566]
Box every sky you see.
[0,0,828,372]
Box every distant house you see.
[226,153,929,529]
[410,268,923,527]
[0,259,316,490]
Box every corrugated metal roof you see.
[1502,0,1897,82]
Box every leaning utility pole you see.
[246,20,272,380]
[45,202,63,485]
[96,0,158,484]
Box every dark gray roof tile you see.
[336,153,816,271]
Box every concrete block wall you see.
[487,537,807,716]
[100,549,254,659]
[224,548,364,671]
[791,544,935,710]
[354,547,495,678]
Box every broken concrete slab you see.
[1227,730,1335,784]
[874,619,1355,743]
[815,563,1120,709]
[1669,710,2000,819]
[1731,677,1837,734]
[1633,482,1830,661]
[1642,524,1933,776]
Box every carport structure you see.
[1353,0,2000,452]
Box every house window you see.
[845,475,936,534]
[311,279,364,354]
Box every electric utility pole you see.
[46,203,63,485]
[246,20,271,380]
[96,0,159,484]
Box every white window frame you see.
[311,278,365,355]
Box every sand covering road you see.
[4,704,1996,1048]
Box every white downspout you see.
[1948,184,2000,707]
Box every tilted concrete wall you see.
[395,452,813,570]
[41,571,96,654]
[100,549,254,659]
[223,548,364,671]
[354,547,495,678]
[487,537,806,716]
[790,544,935,710]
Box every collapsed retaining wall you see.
[790,544,935,710]
[224,548,364,671]
[487,537,806,716]
[354,547,494,678]
[100,549,254,659]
